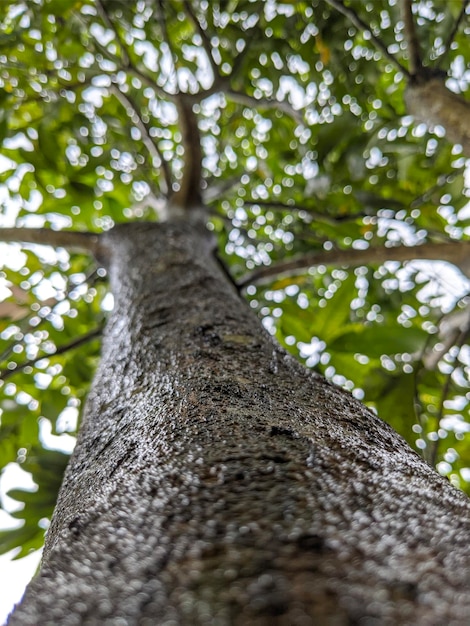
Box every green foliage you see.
[0,0,469,564]
[0,446,69,558]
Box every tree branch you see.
[183,0,221,81]
[243,200,373,223]
[0,228,101,255]
[238,240,470,288]
[0,327,102,382]
[95,0,130,67]
[110,85,172,195]
[169,97,203,211]
[0,269,102,364]
[204,175,243,203]
[439,0,470,68]
[226,89,305,124]
[325,0,411,78]
[402,0,422,76]
[91,0,175,101]
[429,320,470,467]
[155,0,181,93]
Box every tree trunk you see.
[9,221,470,625]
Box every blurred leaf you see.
[329,325,429,358]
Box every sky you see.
[0,550,41,624]
[0,463,42,625]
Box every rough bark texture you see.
[9,221,470,625]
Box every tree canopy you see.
[0,0,470,563]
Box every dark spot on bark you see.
[260,453,289,464]
[234,471,245,480]
[251,591,290,616]
[143,319,170,329]
[390,580,418,601]
[68,516,83,537]
[107,556,118,572]
[296,533,325,552]
[194,324,221,346]
[269,425,299,439]
[109,441,138,477]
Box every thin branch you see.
[183,0,221,81]
[155,0,180,92]
[411,318,442,450]
[428,368,453,467]
[325,0,411,78]
[204,175,243,203]
[95,0,130,67]
[242,200,373,223]
[428,321,470,467]
[0,269,102,364]
[226,89,305,124]
[238,240,470,288]
[439,0,470,68]
[402,0,422,77]
[410,168,465,209]
[0,228,100,255]
[228,26,259,83]
[88,0,175,101]
[110,86,172,196]
[0,327,102,382]
[423,302,470,370]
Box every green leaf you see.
[329,325,428,358]
[310,274,357,342]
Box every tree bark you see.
[9,221,470,625]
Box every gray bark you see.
[9,221,470,625]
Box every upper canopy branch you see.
[438,0,470,68]
[110,86,172,197]
[238,240,470,288]
[242,200,373,223]
[402,0,422,77]
[95,0,130,67]
[183,0,221,82]
[326,0,470,155]
[324,0,411,77]
[168,97,203,212]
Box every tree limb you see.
[402,0,422,76]
[226,89,305,124]
[238,240,470,288]
[243,200,373,223]
[0,228,101,255]
[110,85,172,196]
[0,269,102,364]
[0,327,102,382]
[429,319,470,467]
[95,0,130,67]
[155,0,180,92]
[169,97,203,211]
[183,0,221,81]
[438,0,470,68]
[90,1,175,101]
[324,0,411,78]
